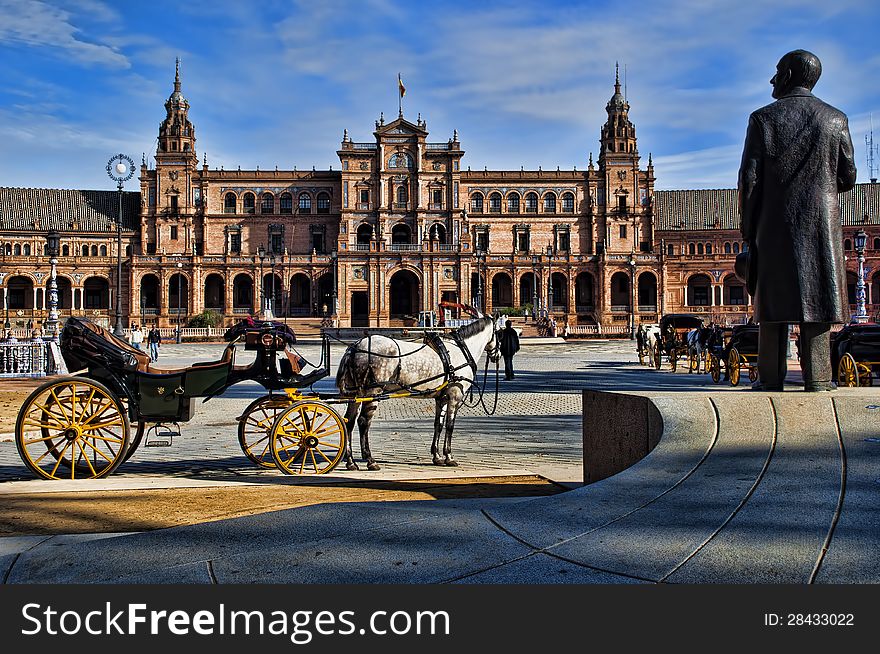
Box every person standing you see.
[130,323,144,351]
[498,319,520,380]
[147,325,161,362]
[738,49,856,391]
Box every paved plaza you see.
[0,337,780,488]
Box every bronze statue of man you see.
[738,50,857,391]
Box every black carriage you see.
[832,322,880,387]
[14,316,347,480]
[708,323,759,386]
[653,314,704,372]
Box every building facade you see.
[2,64,880,332]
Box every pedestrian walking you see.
[130,324,144,351]
[498,319,520,380]
[147,325,161,361]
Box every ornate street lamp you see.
[546,244,554,317]
[106,154,135,337]
[257,244,266,319]
[531,252,540,320]
[475,250,486,313]
[45,230,61,342]
[629,254,638,339]
[854,229,868,323]
[330,250,338,319]
[175,261,183,343]
[268,251,277,319]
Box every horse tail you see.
[335,346,355,394]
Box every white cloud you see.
[0,0,129,67]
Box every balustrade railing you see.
[0,341,60,378]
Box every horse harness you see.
[423,331,478,385]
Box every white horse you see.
[686,327,708,373]
[642,324,661,365]
[335,315,500,470]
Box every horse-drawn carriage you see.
[832,322,880,387]
[15,306,501,480]
[707,323,759,386]
[653,314,704,372]
[14,316,347,480]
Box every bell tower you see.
[597,63,646,254]
[157,58,197,162]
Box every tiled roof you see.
[655,182,880,231]
[0,188,140,232]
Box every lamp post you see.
[475,250,485,313]
[45,230,61,342]
[257,244,266,319]
[175,261,183,343]
[268,251,276,320]
[106,154,134,337]
[854,229,868,323]
[546,244,553,318]
[330,250,338,321]
[629,254,637,339]
[4,290,11,332]
[531,252,540,320]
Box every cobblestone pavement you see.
[0,339,804,485]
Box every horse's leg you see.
[358,400,380,471]
[442,388,464,466]
[343,402,360,470]
[432,396,448,466]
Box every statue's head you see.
[772,50,822,98]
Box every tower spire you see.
[175,57,181,92]
[615,61,621,94]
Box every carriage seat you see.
[144,342,235,375]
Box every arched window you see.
[100,245,107,256]
[697,243,704,255]
[13,244,21,256]
[688,243,696,255]
[317,192,331,214]
[543,193,557,213]
[489,192,502,213]
[298,193,312,214]
[724,242,731,254]
[3,243,10,255]
[91,245,98,257]
[562,192,575,212]
[667,243,674,256]
[733,242,740,254]
[62,245,69,257]
[224,192,236,214]
[261,192,274,214]
[23,244,30,256]
[470,193,484,213]
[506,193,520,213]
[874,237,880,250]
[706,243,712,255]
[280,192,293,214]
[844,238,852,250]
[82,245,89,257]
[243,192,256,214]
[396,185,408,206]
[525,192,538,213]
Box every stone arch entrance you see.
[288,273,311,316]
[492,272,513,308]
[390,269,419,318]
[204,274,225,312]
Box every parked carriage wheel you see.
[837,353,859,387]
[15,377,130,480]
[710,354,721,384]
[654,343,662,370]
[689,352,699,372]
[728,348,741,386]
[270,401,347,475]
[858,363,874,387]
[748,365,758,383]
[238,395,293,468]
[122,419,146,464]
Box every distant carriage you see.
[832,322,880,387]
[653,314,704,372]
[708,323,759,386]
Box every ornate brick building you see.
[2,64,879,332]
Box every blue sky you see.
[1,0,878,191]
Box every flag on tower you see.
[398,73,406,98]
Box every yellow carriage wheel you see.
[857,362,873,387]
[237,395,292,468]
[15,377,130,480]
[837,353,859,387]
[689,352,699,372]
[270,401,347,475]
[728,348,741,386]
